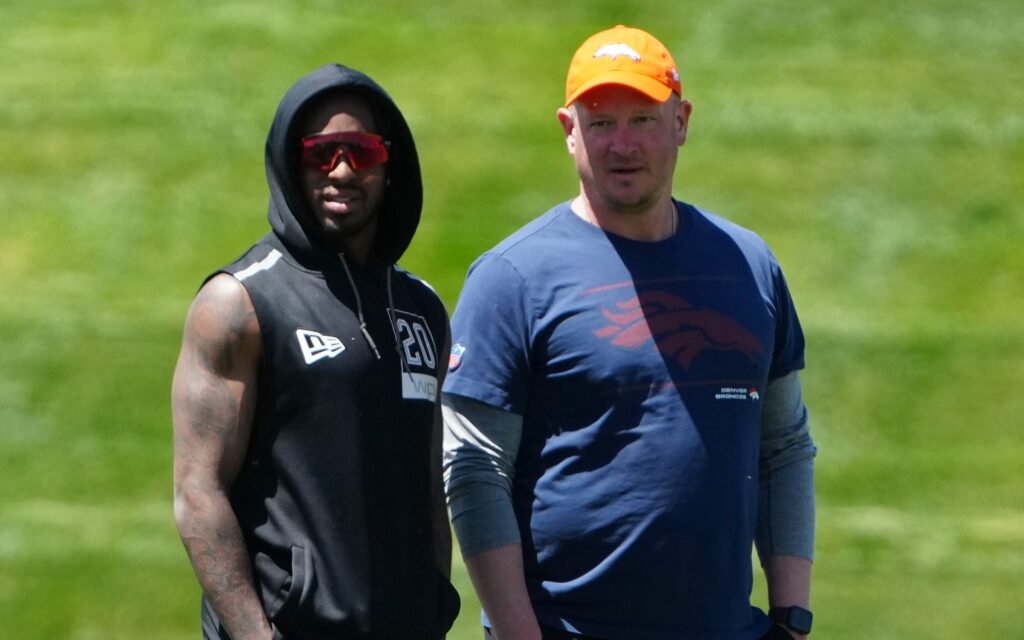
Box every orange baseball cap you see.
[564,25,681,107]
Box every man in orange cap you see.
[443,25,816,639]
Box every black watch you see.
[769,606,813,635]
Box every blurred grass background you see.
[1,0,1022,638]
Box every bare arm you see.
[764,555,812,639]
[172,273,272,640]
[442,396,540,639]
[764,555,812,608]
[757,371,815,639]
[465,544,542,640]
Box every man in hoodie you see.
[442,26,815,640]
[172,64,459,640]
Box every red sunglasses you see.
[300,131,390,172]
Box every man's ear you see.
[557,107,576,155]
[677,99,693,147]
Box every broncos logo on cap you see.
[593,43,642,62]
[593,291,764,369]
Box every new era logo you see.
[296,329,345,365]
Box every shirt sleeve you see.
[768,260,806,379]
[443,253,534,413]
[442,393,524,557]
[755,370,817,561]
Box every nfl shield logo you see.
[448,343,466,371]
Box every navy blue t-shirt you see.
[444,201,805,639]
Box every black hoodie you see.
[203,64,459,639]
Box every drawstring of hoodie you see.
[338,255,414,380]
[338,254,381,360]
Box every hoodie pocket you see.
[263,545,308,620]
[437,569,461,633]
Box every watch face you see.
[787,607,813,634]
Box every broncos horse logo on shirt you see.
[593,290,764,369]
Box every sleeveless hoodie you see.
[202,64,458,639]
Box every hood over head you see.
[264,64,422,267]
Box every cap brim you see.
[565,71,674,107]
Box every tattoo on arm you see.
[173,275,270,639]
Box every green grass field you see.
[1,1,1022,638]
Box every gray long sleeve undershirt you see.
[442,370,816,561]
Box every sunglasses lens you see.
[301,132,389,171]
[350,142,388,170]
[302,144,336,170]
